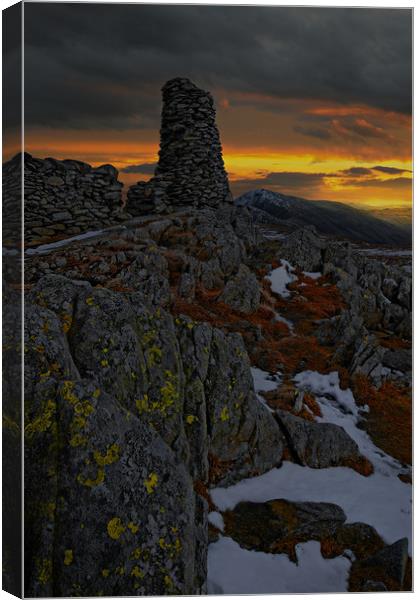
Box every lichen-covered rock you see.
[206,330,284,486]
[23,285,207,597]
[25,376,206,597]
[275,409,371,473]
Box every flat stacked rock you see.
[126,78,232,215]
[18,153,125,245]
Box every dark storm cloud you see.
[121,163,157,174]
[353,177,412,188]
[232,171,327,193]
[293,125,331,140]
[372,165,412,175]
[23,4,412,130]
[339,167,372,176]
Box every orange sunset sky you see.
[5,4,412,216]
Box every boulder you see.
[223,498,346,560]
[219,264,260,314]
[275,410,372,473]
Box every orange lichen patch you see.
[352,374,412,465]
[193,480,216,512]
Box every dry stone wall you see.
[126,78,232,215]
[3,78,232,247]
[17,153,124,245]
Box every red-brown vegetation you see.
[352,374,412,465]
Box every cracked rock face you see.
[126,78,232,215]
[20,262,284,595]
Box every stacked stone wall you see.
[3,153,125,246]
[126,78,232,215]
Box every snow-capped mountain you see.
[236,189,411,246]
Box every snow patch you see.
[251,367,281,412]
[266,260,297,298]
[274,312,294,332]
[208,511,225,532]
[207,537,350,594]
[211,461,411,553]
[303,271,322,279]
[212,372,412,554]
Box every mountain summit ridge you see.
[236,188,411,246]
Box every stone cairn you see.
[126,77,232,215]
[3,153,125,244]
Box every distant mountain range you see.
[236,189,411,246]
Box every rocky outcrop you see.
[21,264,284,595]
[126,78,232,215]
[275,410,371,472]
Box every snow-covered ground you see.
[303,270,322,279]
[274,311,294,333]
[251,367,281,411]
[355,248,412,257]
[208,369,412,594]
[208,538,351,594]
[265,260,297,298]
[25,227,116,255]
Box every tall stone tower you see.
[126,78,232,215]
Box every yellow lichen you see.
[25,397,56,438]
[77,468,105,488]
[107,517,126,540]
[92,388,101,399]
[37,558,52,585]
[131,547,142,559]
[146,345,162,367]
[94,443,120,466]
[70,433,87,448]
[62,381,78,405]
[64,549,73,566]
[144,472,158,494]
[131,566,144,579]
[86,297,95,306]
[220,406,229,422]
[186,414,197,425]
[100,359,109,367]
[115,566,125,576]
[61,314,73,333]
[102,569,110,578]
[127,522,139,534]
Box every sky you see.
[5,3,413,212]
